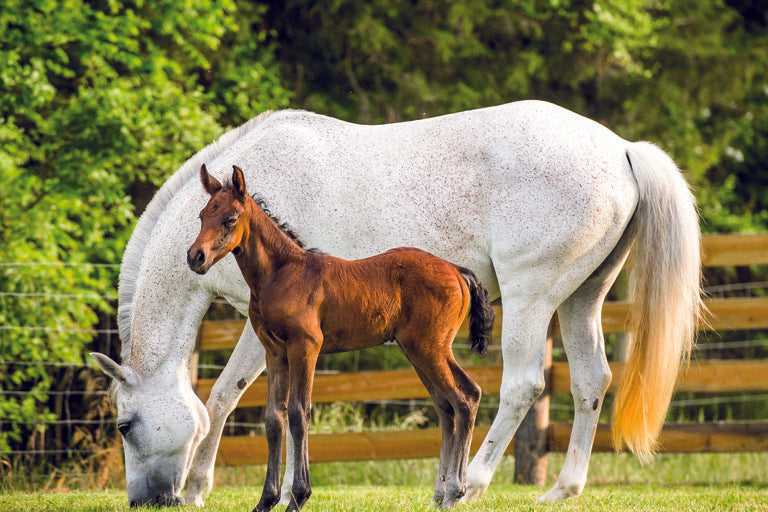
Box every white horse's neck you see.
[123,178,256,376]
[125,261,212,375]
[122,180,216,374]
[117,112,277,363]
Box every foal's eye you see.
[223,217,237,228]
[117,420,132,436]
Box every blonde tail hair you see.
[611,141,704,463]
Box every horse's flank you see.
[116,111,276,359]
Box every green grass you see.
[2,453,767,511]
[0,484,766,512]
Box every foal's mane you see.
[117,112,275,360]
[250,193,321,253]
[217,178,322,254]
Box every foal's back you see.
[262,247,468,354]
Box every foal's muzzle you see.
[186,248,207,274]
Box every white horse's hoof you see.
[537,482,581,502]
[184,494,205,507]
[184,467,214,508]
[184,483,207,507]
[460,468,492,503]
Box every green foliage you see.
[266,0,673,122]
[0,0,290,453]
[700,85,768,232]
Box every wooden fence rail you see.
[195,359,768,407]
[195,233,768,468]
[197,296,768,353]
[215,421,768,466]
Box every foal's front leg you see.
[255,355,290,512]
[286,343,320,512]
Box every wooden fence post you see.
[513,317,553,485]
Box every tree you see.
[0,0,290,454]
[263,0,768,232]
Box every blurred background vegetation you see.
[1,0,767,482]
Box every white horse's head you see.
[91,352,210,507]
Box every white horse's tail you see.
[611,141,704,463]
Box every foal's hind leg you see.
[410,366,454,508]
[401,336,481,509]
[539,242,629,501]
[440,359,481,508]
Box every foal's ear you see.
[200,164,223,196]
[231,165,247,204]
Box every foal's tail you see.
[458,267,495,356]
[612,141,704,463]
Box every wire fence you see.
[1,262,768,462]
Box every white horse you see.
[91,100,702,507]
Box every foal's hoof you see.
[286,489,311,512]
[254,495,279,512]
[429,490,445,508]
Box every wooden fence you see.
[193,233,768,470]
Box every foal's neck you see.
[235,197,307,289]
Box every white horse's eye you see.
[117,420,132,436]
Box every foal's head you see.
[187,164,250,275]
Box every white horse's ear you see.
[90,352,127,383]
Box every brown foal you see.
[187,165,495,511]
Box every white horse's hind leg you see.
[538,243,628,502]
[463,298,552,502]
[185,322,270,505]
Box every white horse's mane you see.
[116,111,275,360]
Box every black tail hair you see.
[458,267,495,356]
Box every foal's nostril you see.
[187,248,203,268]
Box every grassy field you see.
[2,453,767,511]
[1,484,766,512]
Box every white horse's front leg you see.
[462,301,551,502]
[185,322,267,506]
